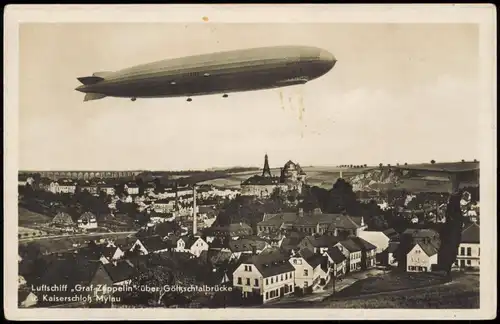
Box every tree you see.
[325,178,358,214]
[431,160,436,164]
[461,159,465,163]
[438,190,465,278]
[404,162,408,166]
[379,163,383,168]
[129,265,175,306]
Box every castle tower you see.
[262,154,272,177]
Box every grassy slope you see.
[321,273,479,309]
[18,207,52,227]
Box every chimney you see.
[298,208,304,217]
[360,216,365,227]
[193,185,197,235]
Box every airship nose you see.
[319,49,336,67]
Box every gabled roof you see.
[102,260,137,283]
[337,239,362,253]
[51,212,74,225]
[140,236,170,252]
[349,236,377,251]
[324,247,346,263]
[179,235,202,248]
[38,256,102,287]
[306,235,342,248]
[461,223,480,244]
[241,250,295,278]
[79,212,97,221]
[296,248,324,268]
[414,242,438,257]
[229,238,267,253]
[259,211,363,230]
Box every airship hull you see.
[76,46,336,101]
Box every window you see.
[265,292,269,299]
[285,273,287,280]
[254,279,259,287]
[293,259,297,264]
[460,247,465,255]
[246,278,250,286]
[467,247,472,256]
[266,278,269,285]
[304,281,308,287]
[237,277,242,284]
[467,260,471,266]
[280,274,283,281]
[271,277,274,284]
[303,269,308,276]
[478,248,480,256]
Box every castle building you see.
[240,154,307,198]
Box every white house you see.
[174,235,209,257]
[77,212,98,230]
[18,175,34,187]
[49,179,77,194]
[322,247,347,277]
[289,248,328,293]
[233,251,295,304]
[129,236,170,255]
[386,242,400,266]
[335,239,363,273]
[153,199,177,213]
[227,238,270,261]
[99,184,116,196]
[99,242,125,264]
[455,222,480,269]
[124,183,140,195]
[406,242,438,272]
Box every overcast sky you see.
[19,23,479,171]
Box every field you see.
[18,226,48,238]
[320,274,479,309]
[333,271,449,298]
[18,207,52,227]
[19,232,136,254]
[197,161,479,192]
[199,166,370,189]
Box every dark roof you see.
[461,223,480,244]
[38,256,102,287]
[383,228,398,237]
[229,238,267,252]
[324,247,346,263]
[307,235,342,248]
[402,228,439,238]
[281,232,307,250]
[338,239,362,253]
[140,236,170,252]
[297,248,324,268]
[179,235,201,248]
[387,242,400,253]
[102,260,137,283]
[349,236,377,251]
[416,242,439,256]
[205,250,232,265]
[242,175,281,185]
[241,250,295,278]
[260,211,363,230]
[206,223,253,237]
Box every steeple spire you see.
[262,153,272,177]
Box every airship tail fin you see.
[92,71,114,78]
[77,76,105,85]
[84,93,107,102]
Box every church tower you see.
[262,154,272,177]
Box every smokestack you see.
[339,170,343,179]
[193,185,197,235]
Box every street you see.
[18,231,137,243]
[259,267,387,307]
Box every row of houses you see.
[51,211,98,230]
[231,234,377,304]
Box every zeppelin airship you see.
[75,45,336,102]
